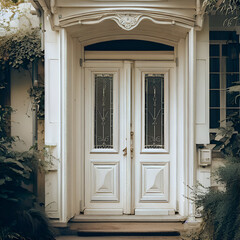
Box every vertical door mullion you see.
[124,61,133,214]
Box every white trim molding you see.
[59,10,195,29]
[60,28,68,223]
[187,27,197,222]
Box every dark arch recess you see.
[84,40,174,51]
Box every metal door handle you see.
[123,147,127,156]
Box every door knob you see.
[123,147,127,156]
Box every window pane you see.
[210,109,220,128]
[227,109,240,119]
[210,31,238,41]
[145,74,164,149]
[210,58,220,72]
[226,92,240,108]
[226,58,239,72]
[210,44,220,56]
[222,44,228,56]
[210,74,220,89]
[226,74,239,88]
[94,74,113,149]
[210,90,220,107]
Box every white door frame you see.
[47,22,197,222]
[72,34,197,219]
[83,53,176,215]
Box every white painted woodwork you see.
[84,60,176,215]
[44,21,60,147]
[84,209,123,215]
[187,27,197,222]
[133,61,176,215]
[66,34,78,220]
[60,28,68,222]
[141,164,169,201]
[84,61,126,214]
[85,51,174,61]
[45,171,59,217]
[195,17,210,144]
[75,41,85,215]
[44,16,61,219]
[124,61,133,214]
[43,29,200,221]
[55,0,197,30]
[38,0,206,222]
[71,21,188,46]
[176,38,188,217]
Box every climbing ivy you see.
[0,3,51,238]
[28,86,45,120]
[0,28,43,70]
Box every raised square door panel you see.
[141,163,169,201]
[91,162,119,201]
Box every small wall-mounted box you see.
[198,148,212,167]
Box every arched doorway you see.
[83,39,177,215]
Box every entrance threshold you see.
[72,214,186,222]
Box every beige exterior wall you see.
[8,3,41,151]
[11,69,33,151]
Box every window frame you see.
[209,39,240,131]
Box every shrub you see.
[182,110,240,240]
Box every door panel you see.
[84,60,176,215]
[84,61,127,214]
[141,163,169,201]
[133,61,176,215]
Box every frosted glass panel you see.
[145,74,164,149]
[94,74,113,149]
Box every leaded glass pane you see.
[94,74,113,149]
[145,74,164,149]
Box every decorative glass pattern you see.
[94,74,113,149]
[145,74,164,149]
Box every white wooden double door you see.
[84,60,177,215]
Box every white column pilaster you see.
[187,27,197,222]
[60,28,68,223]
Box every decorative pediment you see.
[34,0,199,31]
[113,14,141,31]
[58,10,195,31]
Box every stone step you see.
[69,222,184,234]
[56,236,181,240]
[55,220,188,239]
[71,214,185,222]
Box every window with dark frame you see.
[210,31,240,130]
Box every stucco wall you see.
[8,3,41,151]
[11,69,33,151]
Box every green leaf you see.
[0,178,5,185]
[4,158,25,169]
[9,167,24,176]
[0,193,8,199]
